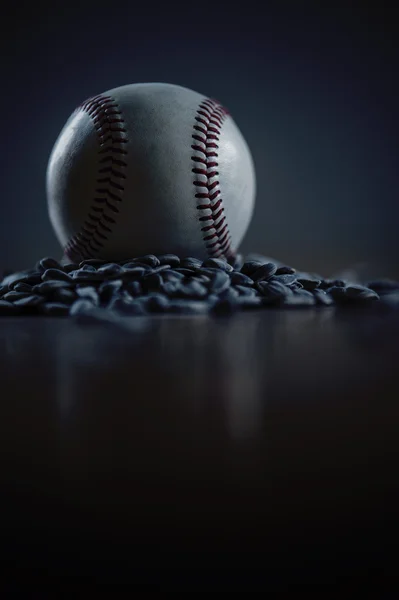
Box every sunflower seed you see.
[42,269,72,283]
[97,263,123,276]
[166,281,208,299]
[72,272,105,283]
[229,253,244,270]
[367,280,399,294]
[98,283,121,304]
[202,258,233,272]
[257,280,290,298]
[345,286,379,303]
[207,294,220,306]
[230,272,254,287]
[197,267,223,278]
[240,261,264,276]
[158,254,180,267]
[345,284,374,295]
[55,288,77,304]
[313,289,335,305]
[297,278,321,290]
[70,299,96,315]
[76,286,100,305]
[353,291,380,303]
[161,281,181,296]
[122,262,145,271]
[327,279,346,288]
[284,290,316,306]
[123,262,152,271]
[174,268,196,277]
[218,287,240,301]
[41,302,70,315]
[181,257,203,269]
[33,280,73,294]
[62,263,79,273]
[185,281,208,298]
[210,271,231,294]
[37,257,63,272]
[235,285,257,296]
[3,291,32,302]
[79,264,97,272]
[251,262,277,281]
[151,265,172,275]
[275,266,296,275]
[163,269,185,282]
[270,274,297,286]
[99,278,123,292]
[125,281,142,297]
[134,255,160,268]
[121,267,147,280]
[13,282,33,293]
[14,294,45,307]
[1,270,31,287]
[327,286,348,303]
[6,271,42,288]
[190,274,211,285]
[262,286,290,305]
[79,258,106,267]
[144,294,170,312]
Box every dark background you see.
[1,3,399,582]
[1,2,398,278]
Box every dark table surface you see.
[1,308,398,583]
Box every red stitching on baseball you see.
[191,99,233,258]
[64,94,127,262]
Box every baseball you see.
[46,82,256,262]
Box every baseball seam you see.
[192,99,233,258]
[64,94,127,261]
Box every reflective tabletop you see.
[0,309,398,582]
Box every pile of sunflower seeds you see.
[0,253,398,320]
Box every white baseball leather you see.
[46,82,256,262]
